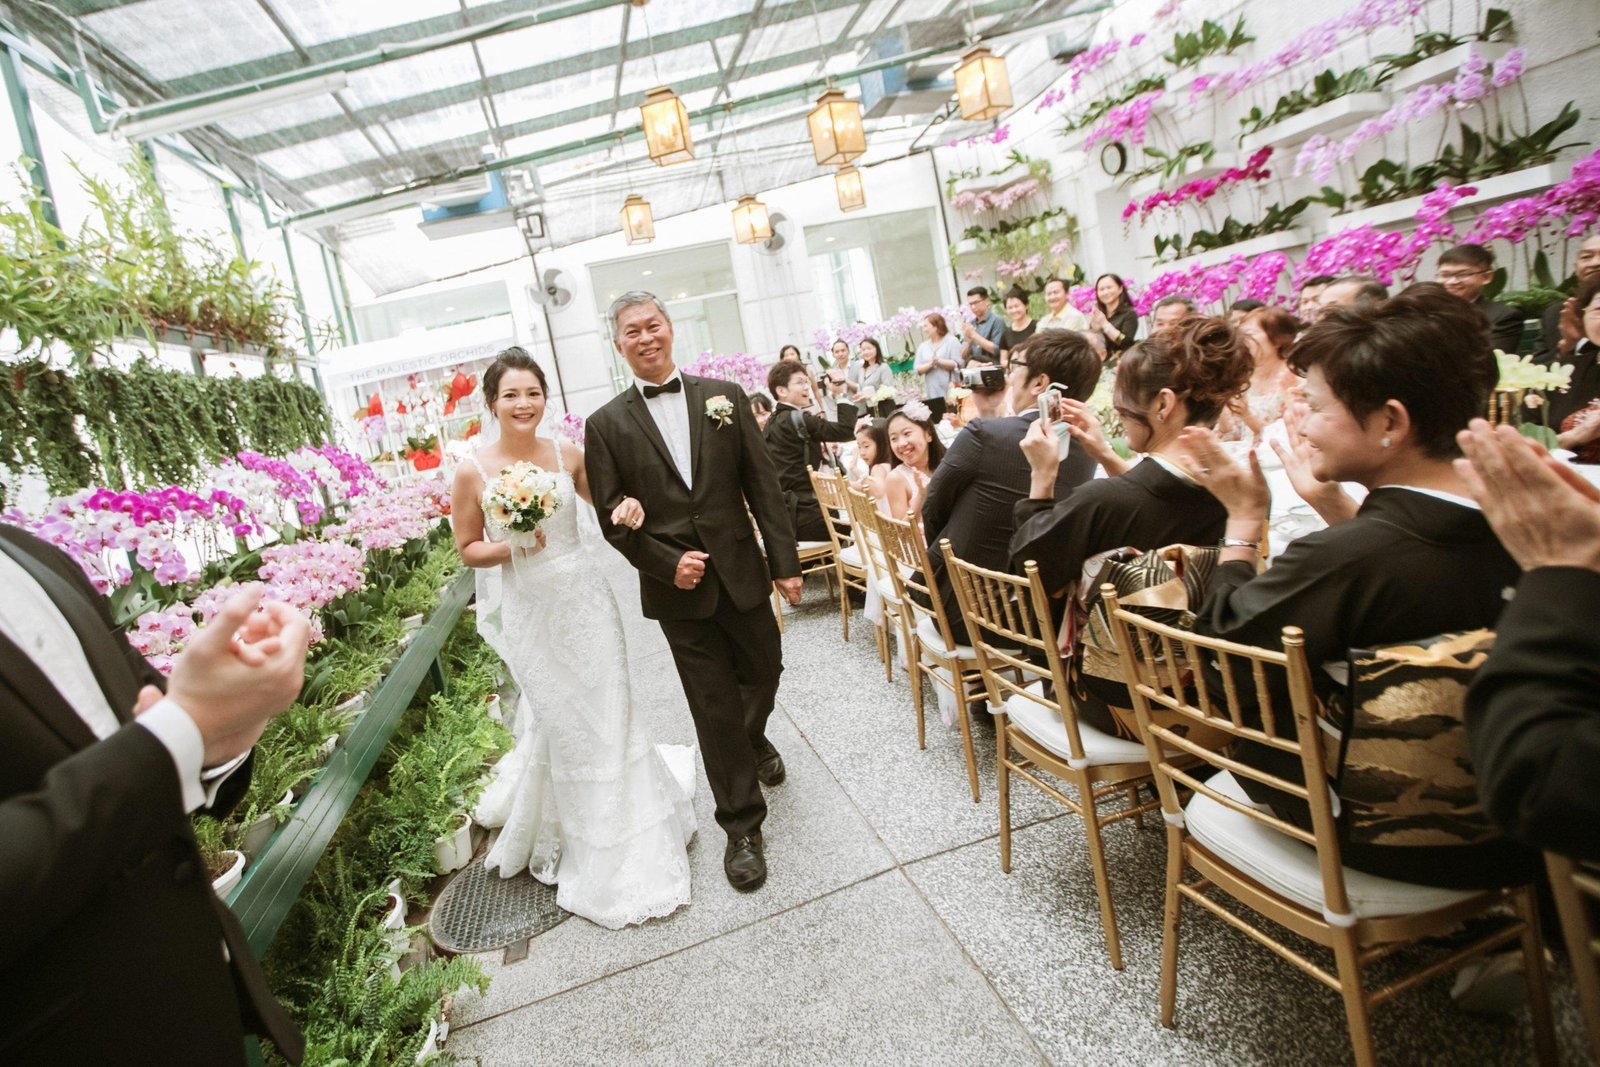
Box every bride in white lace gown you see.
[451,350,696,929]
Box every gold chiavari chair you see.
[944,545,1161,970]
[809,468,868,642]
[1546,851,1600,1062]
[843,485,896,679]
[876,514,985,802]
[1103,589,1558,1067]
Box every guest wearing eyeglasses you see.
[1437,244,1525,353]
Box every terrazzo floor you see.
[447,581,1590,1066]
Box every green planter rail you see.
[226,568,474,955]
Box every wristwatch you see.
[1218,537,1260,550]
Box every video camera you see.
[959,364,1005,391]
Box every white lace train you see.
[468,445,696,929]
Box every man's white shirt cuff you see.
[136,698,250,812]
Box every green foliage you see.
[1063,75,1167,134]
[1164,17,1253,70]
[0,356,331,495]
[0,154,298,362]
[1151,193,1336,261]
[1239,67,1388,136]
[1372,8,1514,73]
[1350,104,1583,208]
[1123,142,1215,187]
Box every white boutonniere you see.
[705,396,735,428]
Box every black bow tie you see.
[642,378,682,399]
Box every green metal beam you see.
[333,254,360,345]
[319,243,349,346]
[278,230,317,363]
[227,0,868,157]
[279,7,1056,230]
[1,38,57,229]
[221,183,246,259]
[103,0,633,132]
[227,572,474,956]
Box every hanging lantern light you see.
[640,86,694,165]
[807,88,866,166]
[620,194,655,244]
[954,46,1012,122]
[731,194,773,245]
[835,164,865,212]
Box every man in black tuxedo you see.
[1437,244,1525,353]
[920,331,1103,644]
[1534,232,1600,365]
[584,292,802,892]
[0,524,308,1064]
[763,357,858,543]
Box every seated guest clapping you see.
[1009,317,1252,733]
[763,358,858,543]
[1183,283,1536,888]
[921,331,1103,642]
[1457,419,1600,863]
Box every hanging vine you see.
[0,358,332,496]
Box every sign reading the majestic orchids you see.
[807,88,866,166]
[641,86,694,165]
[620,194,655,244]
[835,164,865,212]
[732,194,773,244]
[954,46,1012,122]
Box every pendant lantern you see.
[732,194,773,245]
[834,164,865,212]
[807,88,866,166]
[620,194,655,244]
[954,46,1012,122]
[640,86,694,165]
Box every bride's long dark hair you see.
[483,347,550,418]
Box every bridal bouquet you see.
[484,462,562,548]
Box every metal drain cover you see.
[429,857,570,954]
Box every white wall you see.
[935,0,1600,297]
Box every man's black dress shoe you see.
[756,746,786,786]
[724,834,766,892]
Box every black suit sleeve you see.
[735,385,801,580]
[803,401,860,444]
[1489,302,1525,354]
[921,421,984,542]
[1466,566,1600,862]
[0,724,188,966]
[1009,490,1106,598]
[584,412,684,586]
[1533,302,1565,363]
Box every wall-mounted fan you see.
[528,267,574,311]
[756,211,791,256]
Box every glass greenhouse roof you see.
[3,0,1107,292]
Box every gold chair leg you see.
[877,622,892,682]
[909,655,926,751]
[1159,831,1185,1028]
[998,722,1013,873]
[1516,887,1560,1067]
[1127,785,1144,830]
[838,569,851,642]
[1079,780,1124,970]
[1332,932,1377,1067]
[954,679,980,803]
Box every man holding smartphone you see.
[764,358,859,543]
[917,332,1102,643]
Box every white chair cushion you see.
[798,540,831,551]
[1185,770,1479,920]
[874,576,902,606]
[838,544,864,569]
[916,614,975,661]
[1004,684,1150,767]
